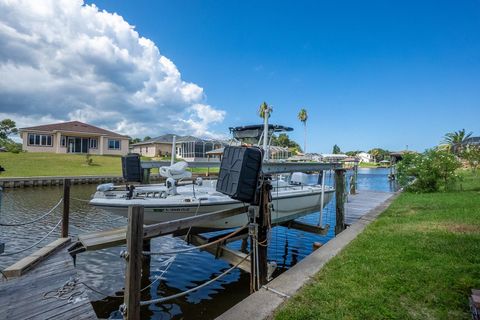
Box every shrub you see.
[397,149,461,192]
[462,146,480,174]
[85,153,93,166]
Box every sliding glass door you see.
[67,137,90,153]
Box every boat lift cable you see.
[143,224,249,256]
[0,218,62,256]
[0,198,62,227]
[139,253,251,306]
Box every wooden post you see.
[142,169,150,184]
[334,169,346,235]
[62,179,70,238]
[124,205,144,320]
[141,239,151,298]
[349,175,356,195]
[257,178,271,289]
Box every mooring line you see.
[0,198,62,227]
[0,218,62,256]
[139,253,250,306]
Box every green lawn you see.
[275,171,480,320]
[358,162,381,168]
[0,152,220,177]
[0,152,122,177]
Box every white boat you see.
[90,176,335,228]
[90,109,335,229]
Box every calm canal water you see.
[0,168,397,319]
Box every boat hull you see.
[92,190,334,229]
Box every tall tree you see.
[0,119,18,139]
[297,108,308,153]
[332,144,341,154]
[442,129,473,155]
[258,101,272,119]
[143,136,152,141]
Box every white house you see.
[321,154,348,162]
[357,152,373,163]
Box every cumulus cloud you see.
[0,0,225,138]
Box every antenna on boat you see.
[171,135,176,166]
[263,106,272,161]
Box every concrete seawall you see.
[0,173,217,188]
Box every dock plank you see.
[0,246,97,320]
[345,190,395,224]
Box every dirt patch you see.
[399,222,480,234]
[443,223,480,234]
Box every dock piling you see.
[123,205,144,320]
[61,178,70,238]
[335,169,346,235]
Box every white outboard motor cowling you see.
[166,177,178,195]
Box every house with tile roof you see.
[19,121,129,155]
[131,134,225,161]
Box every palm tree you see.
[258,102,271,119]
[297,108,308,153]
[442,129,473,154]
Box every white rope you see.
[140,253,250,306]
[0,218,62,256]
[143,225,248,256]
[0,198,63,227]
[71,197,91,203]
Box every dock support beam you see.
[335,169,346,235]
[62,179,70,238]
[123,205,144,320]
[250,177,271,292]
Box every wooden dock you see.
[345,190,395,225]
[0,244,97,320]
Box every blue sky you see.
[2,1,479,153]
[85,0,479,152]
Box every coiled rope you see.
[139,253,250,306]
[0,198,63,227]
[143,224,248,256]
[0,218,62,256]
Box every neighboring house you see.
[132,134,226,161]
[19,121,129,155]
[288,153,323,162]
[463,136,480,147]
[357,152,373,163]
[131,134,176,158]
[321,154,348,162]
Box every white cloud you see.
[0,0,225,138]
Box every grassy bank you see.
[275,171,480,320]
[0,152,122,177]
[0,152,219,177]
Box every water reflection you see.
[0,168,397,319]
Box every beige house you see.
[19,121,129,155]
[132,134,225,161]
[131,134,176,158]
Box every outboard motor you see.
[166,177,178,195]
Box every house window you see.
[61,136,66,147]
[89,138,98,149]
[108,139,121,150]
[28,133,53,147]
[146,147,148,153]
